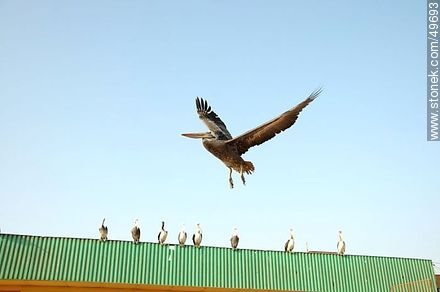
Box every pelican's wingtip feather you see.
[309,87,323,100]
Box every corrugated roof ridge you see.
[0,232,434,262]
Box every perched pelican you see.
[99,218,108,241]
[337,231,346,256]
[182,89,322,188]
[178,224,187,246]
[131,219,141,244]
[158,221,168,245]
[192,223,203,247]
[230,228,239,250]
[284,229,295,253]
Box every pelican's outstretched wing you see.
[226,88,322,155]
[196,97,232,140]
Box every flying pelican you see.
[131,219,141,244]
[337,230,346,256]
[158,221,168,245]
[230,227,239,250]
[192,223,203,248]
[182,89,322,188]
[284,229,295,253]
[178,224,187,246]
[99,218,108,241]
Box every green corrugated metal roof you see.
[0,233,436,292]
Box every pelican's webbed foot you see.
[228,167,234,189]
[240,165,246,185]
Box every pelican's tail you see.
[244,161,255,174]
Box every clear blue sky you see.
[1,0,438,271]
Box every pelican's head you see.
[196,223,202,233]
[182,132,215,140]
[289,229,294,238]
[339,230,344,240]
[134,219,139,227]
[232,227,238,236]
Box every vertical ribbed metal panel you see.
[0,234,436,292]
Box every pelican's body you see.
[203,139,254,173]
[178,224,187,246]
[337,231,346,255]
[183,89,322,188]
[99,218,108,241]
[284,229,295,253]
[158,221,168,245]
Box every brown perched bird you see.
[182,89,322,188]
[98,218,108,241]
[131,219,141,244]
[230,228,239,250]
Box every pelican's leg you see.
[240,165,246,185]
[228,167,234,189]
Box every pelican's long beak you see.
[181,132,213,139]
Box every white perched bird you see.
[99,218,108,241]
[337,230,346,255]
[284,229,295,253]
[178,224,187,246]
[131,219,141,244]
[230,227,239,250]
[158,221,168,245]
[192,223,203,247]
